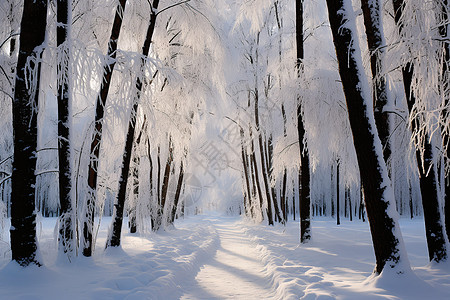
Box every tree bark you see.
[326,0,407,274]
[240,128,253,217]
[361,0,391,164]
[170,161,184,223]
[438,0,450,244]
[336,160,340,225]
[82,0,128,257]
[10,0,48,267]
[393,0,448,263]
[296,0,311,243]
[57,0,75,259]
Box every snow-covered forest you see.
[0,0,450,298]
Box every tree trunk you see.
[438,0,450,244]
[171,161,184,223]
[240,128,253,217]
[10,0,48,267]
[393,0,448,263]
[296,0,311,243]
[250,129,265,221]
[255,91,274,225]
[82,0,128,257]
[336,160,340,225]
[267,136,283,223]
[326,0,407,274]
[56,0,75,260]
[361,0,391,164]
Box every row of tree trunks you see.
[326,0,407,274]
[106,0,160,248]
[10,0,48,267]
[82,0,128,256]
[392,0,448,263]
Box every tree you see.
[10,0,48,266]
[392,0,448,263]
[57,0,75,260]
[325,0,408,274]
[296,0,311,243]
[360,0,390,164]
[106,0,160,248]
[82,0,128,257]
[438,0,450,243]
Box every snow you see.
[0,214,449,299]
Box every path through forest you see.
[181,220,275,299]
[1,215,450,299]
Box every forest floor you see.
[0,214,450,299]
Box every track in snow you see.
[181,219,275,299]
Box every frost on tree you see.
[325,0,408,274]
[82,0,128,257]
[392,0,448,263]
[57,0,75,260]
[10,0,48,267]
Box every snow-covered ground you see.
[0,214,449,299]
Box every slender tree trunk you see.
[128,154,138,234]
[250,128,265,221]
[10,0,48,267]
[240,128,253,217]
[393,0,448,262]
[361,0,391,164]
[267,136,283,223]
[147,138,156,230]
[326,0,407,274]
[128,117,147,234]
[82,0,128,257]
[336,160,340,225]
[296,0,311,243]
[255,92,274,225]
[57,0,75,259]
[171,161,184,223]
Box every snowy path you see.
[1,215,450,299]
[181,220,275,299]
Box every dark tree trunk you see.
[171,161,184,223]
[281,169,287,222]
[438,0,450,244]
[128,155,138,234]
[250,129,265,221]
[296,0,311,243]
[106,0,159,247]
[240,128,253,217]
[361,0,391,164]
[336,160,340,225]
[82,0,128,257]
[147,138,156,230]
[10,0,48,267]
[57,0,75,259]
[267,136,283,223]
[255,91,274,225]
[160,145,173,223]
[393,0,448,262]
[326,0,406,274]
